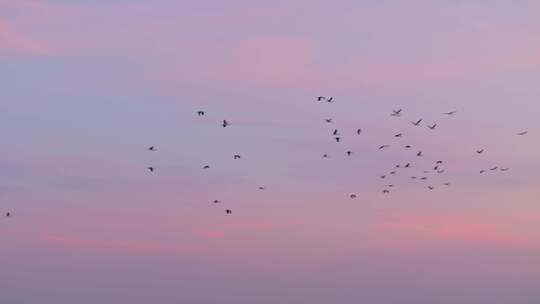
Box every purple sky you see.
[1,1,540,303]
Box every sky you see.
[1,0,540,303]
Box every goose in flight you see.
[333,129,339,136]
[490,166,499,171]
[203,165,210,169]
[394,133,403,138]
[225,209,232,214]
[391,109,403,116]
[222,120,230,127]
[325,119,333,123]
[480,170,486,174]
[197,111,205,116]
[404,163,411,168]
[147,167,155,172]
[411,119,422,126]
[5,212,11,217]
[356,129,362,135]
[233,155,241,159]
[350,194,357,199]
[436,161,443,164]
[346,151,352,156]
[380,175,387,179]
[390,171,397,175]
[476,149,484,154]
[500,168,510,171]
[411,176,417,179]
[417,151,423,157]
[405,145,412,149]
[443,111,457,115]
[427,123,437,130]
[517,131,528,136]
[317,96,326,101]
[388,184,395,188]
[323,154,329,158]
[443,183,451,186]
[326,97,335,103]
[383,189,390,194]
[420,177,428,180]
[335,137,341,143]
[213,200,219,204]
[259,186,265,190]
[428,186,435,190]
[379,145,390,149]
[437,170,445,174]
[148,146,156,151]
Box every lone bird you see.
[379,145,390,149]
[225,209,232,214]
[346,151,352,156]
[444,183,451,186]
[380,175,387,179]
[428,123,437,130]
[428,186,435,190]
[233,155,241,159]
[203,165,210,169]
[411,119,422,126]
[350,194,357,199]
[417,151,423,157]
[197,111,205,116]
[405,145,412,149]
[323,154,329,158]
[436,161,443,164]
[480,170,486,174]
[443,111,457,115]
[147,167,154,172]
[259,186,265,190]
[325,119,333,123]
[335,137,341,143]
[517,131,528,136]
[317,96,326,101]
[148,146,156,151]
[5,212,11,217]
[394,133,403,138]
[391,109,403,117]
[476,149,484,154]
[326,97,335,103]
[213,200,219,204]
[356,129,362,135]
[222,120,230,127]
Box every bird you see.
[411,176,417,179]
[417,151,423,157]
[500,168,510,171]
[434,166,439,170]
[427,123,437,130]
[443,111,457,115]
[233,155,241,159]
[350,194,357,199]
[383,189,390,194]
[5,212,11,217]
[395,164,401,168]
[148,146,156,151]
[335,137,341,142]
[323,154,329,158]
[356,129,362,135]
[411,119,422,126]
[317,96,326,101]
[394,133,403,138]
[404,163,411,168]
[225,209,232,214]
[197,111,205,116]
[443,183,451,186]
[213,200,219,204]
[326,97,335,103]
[436,161,443,164]
[428,186,434,190]
[476,149,484,154]
[420,177,428,180]
[346,151,352,156]
[333,129,339,136]
[222,120,230,127]
[517,131,528,136]
[390,171,397,175]
[437,170,445,174]
[203,165,210,169]
[380,175,387,179]
[147,167,154,172]
[423,171,431,174]
[325,119,333,123]
[405,145,412,149]
[259,186,265,190]
[379,145,390,149]
[391,109,403,116]
[490,166,499,171]
[480,170,486,174]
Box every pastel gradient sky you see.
[2,1,540,303]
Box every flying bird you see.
[259,186,265,190]
[428,186,434,190]
[490,166,499,171]
[222,120,230,127]
[476,149,484,154]
[391,109,403,116]
[317,96,326,101]
[326,97,335,103]
[443,111,457,115]
[394,133,403,138]
[325,119,332,123]
[213,200,219,204]
[323,154,329,158]
[436,161,443,164]
[233,155,241,159]
[356,129,362,135]
[500,168,510,171]
[517,131,528,136]
[404,163,411,168]
[379,145,390,149]
[148,146,156,151]
[390,171,397,175]
[147,167,154,172]
[5,212,11,217]
[428,123,437,130]
[350,194,357,199]
[203,165,210,169]
[380,175,387,179]
[405,145,412,149]
[420,177,428,180]
[383,190,390,194]
[335,137,341,142]
[411,119,422,126]
[333,129,339,136]
[346,151,352,156]
[225,209,232,214]
[437,170,445,174]
[197,111,205,116]
[480,170,486,174]
[443,183,451,186]
[417,151,423,157]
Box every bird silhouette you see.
[443,111,457,115]
[148,167,154,172]
[213,200,219,204]
[500,168,510,171]
[380,175,387,179]
[379,145,390,149]
[233,155,241,159]
[346,151,352,156]
[357,129,362,135]
[323,154,329,158]
[436,161,443,164]
[428,186,434,190]
[394,133,403,138]
[437,170,445,174]
[222,120,230,127]
[404,163,411,168]
[326,97,335,103]
[335,137,341,142]
[390,171,397,175]
[325,119,333,123]
[517,131,528,136]
[350,194,357,199]
[391,109,403,116]
[203,165,210,169]
[148,146,156,151]
[383,189,390,194]
[476,149,484,154]
[225,209,232,214]
[5,212,11,217]
[480,170,486,174]
[443,183,451,186]
[333,129,339,136]
[405,145,412,149]
[490,166,499,171]
[259,186,265,190]
[411,119,422,126]
[197,111,205,116]
[428,123,437,130]
[420,177,428,180]
[417,151,423,157]
[317,96,326,101]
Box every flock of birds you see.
[2,96,529,218]
[140,96,529,215]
